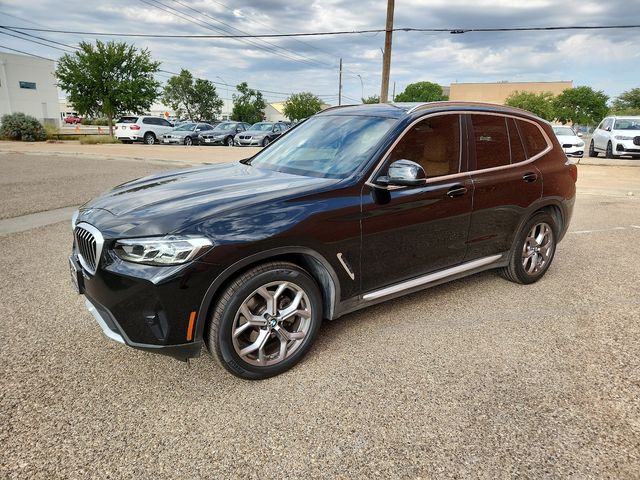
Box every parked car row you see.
[589,116,640,159]
[114,116,292,147]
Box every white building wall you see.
[0,52,61,126]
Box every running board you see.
[362,254,503,301]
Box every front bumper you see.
[200,137,226,145]
[162,137,185,144]
[614,139,640,155]
[69,249,216,361]
[235,137,264,146]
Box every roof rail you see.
[405,103,432,114]
[320,104,358,113]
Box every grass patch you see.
[79,135,119,145]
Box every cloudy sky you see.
[0,0,639,112]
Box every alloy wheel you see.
[231,281,312,367]
[521,222,554,276]
[185,136,192,146]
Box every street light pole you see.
[357,74,364,102]
[216,75,229,119]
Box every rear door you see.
[360,113,473,292]
[464,114,544,261]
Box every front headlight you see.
[577,142,585,147]
[114,236,213,265]
[614,135,633,141]
[71,209,79,229]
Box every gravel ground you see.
[0,156,639,478]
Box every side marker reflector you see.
[186,311,196,341]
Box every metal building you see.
[0,52,61,126]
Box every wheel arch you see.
[195,247,341,343]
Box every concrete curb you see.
[576,157,640,167]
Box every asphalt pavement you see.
[0,150,639,479]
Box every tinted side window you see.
[471,114,510,169]
[602,118,612,131]
[160,119,172,127]
[388,114,461,178]
[517,120,548,159]
[142,117,153,125]
[507,118,527,164]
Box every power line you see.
[2,24,638,38]
[0,44,52,60]
[138,0,329,72]
[0,27,76,53]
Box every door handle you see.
[522,172,538,183]
[447,185,468,198]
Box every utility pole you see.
[338,58,343,105]
[380,0,395,103]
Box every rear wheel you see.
[588,140,598,158]
[500,212,557,285]
[144,132,156,145]
[207,262,322,379]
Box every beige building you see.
[449,81,573,105]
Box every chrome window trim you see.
[362,254,503,301]
[365,111,553,190]
[74,222,104,275]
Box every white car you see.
[552,125,584,159]
[114,116,175,145]
[589,116,640,159]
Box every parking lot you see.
[1,147,639,478]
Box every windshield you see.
[553,126,576,136]
[614,118,640,130]
[249,115,397,179]
[174,123,196,131]
[214,122,235,131]
[250,123,274,131]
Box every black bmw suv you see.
[70,102,577,379]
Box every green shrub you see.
[79,135,118,145]
[83,118,109,126]
[0,113,47,141]
[43,123,59,140]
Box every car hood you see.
[241,130,269,136]
[79,162,339,237]
[556,135,582,144]
[612,129,640,136]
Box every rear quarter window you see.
[517,120,549,159]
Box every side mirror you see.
[606,126,612,132]
[577,132,583,137]
[195,128,201,132]
[384,159,427,186]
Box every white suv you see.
[115,116,175,145]
[589,116,640,159]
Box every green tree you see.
[362,95,380,104]
[394,81,447,102]
[231,82,267,124]
[611,88,640,115]
[55,41,160,135]
[552,86,609,126]
[504,91,555,121]
[162,69,223,121]
[283,92,322,121]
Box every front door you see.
[360,113,473,293]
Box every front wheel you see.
[225,136,234,146]
[588,140,598,158]
[262,136,270,147]
[500,212,557,285]
[184,136,193,146]
[606,141,617,159]
[207,262,322,379]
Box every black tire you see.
[225,136,233,146]
[606,141,614,159]
[207,261,323,380]
[588,140,598,158]
[143,132,156,145]
[262,136,270,147]
[500,211,557,285]
[184,136,193,146]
